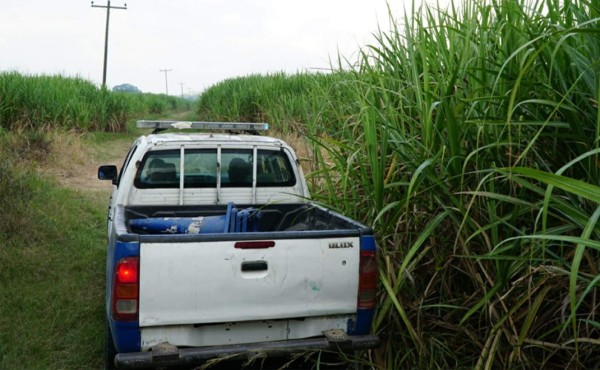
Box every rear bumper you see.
[114,334,380,369]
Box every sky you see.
[0,0,435,95]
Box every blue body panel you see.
[106,239,141,352]
[360,234,377,252]
[347,234,377,335]
[112,321,140,352]
[348,309,376,335]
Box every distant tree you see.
[113,83,142,93]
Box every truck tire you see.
[104,321,117,370]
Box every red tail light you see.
[112,257,139,321]
[358,250,377,309]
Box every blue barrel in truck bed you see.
[128,202,262,234]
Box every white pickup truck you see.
[98,121,379,369]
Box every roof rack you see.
[136,120,269,135]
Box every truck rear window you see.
[133,149,296,189]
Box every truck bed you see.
[110,202,375,348]
[118,202,371,237]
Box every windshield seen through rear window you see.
[134,148,296,189]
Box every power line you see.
[160,69,172,95]
[91,1,127,88]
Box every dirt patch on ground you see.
[41,132,132,194]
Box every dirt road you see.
[42,132,133,194]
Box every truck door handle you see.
[241,261,268,272]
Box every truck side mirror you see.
[98,165,118,182]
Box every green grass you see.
[0,118,180,369]
[1,0,600,368]
[0,72,193,132]
[0,80,196,367]
[196,71,357,135]
[0,164,106,369]
[197,0,600,368]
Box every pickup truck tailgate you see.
[138,237,359,327]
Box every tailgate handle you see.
[241,261,268,272]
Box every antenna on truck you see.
[136,120,269,135]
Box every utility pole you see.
[178,82,184,99]
[91,1,127,88]
[160,69,172,95]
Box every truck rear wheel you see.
[104,321,117,370]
